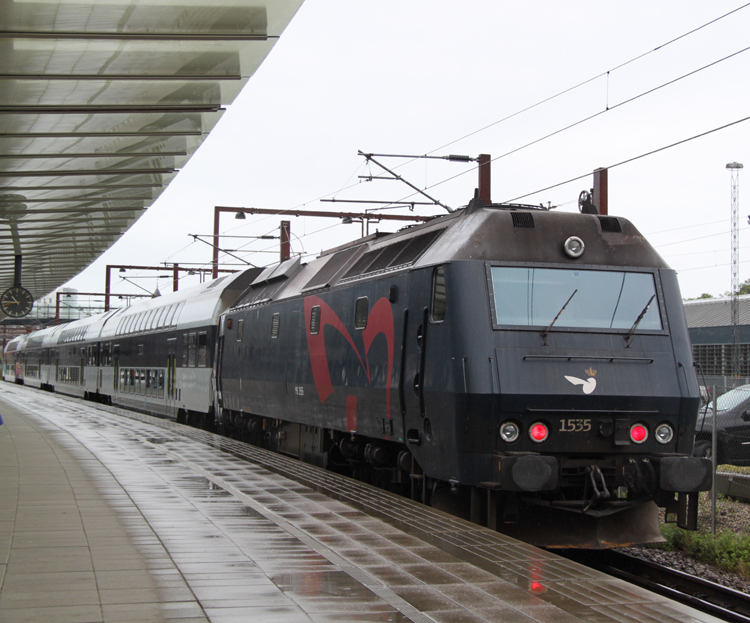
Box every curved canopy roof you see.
[0,0,303,299]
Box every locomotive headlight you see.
[655,423,674,444]
[499,421,520,443]
[630,423,648,444]
[563,236,585,258]
[529,422,549,443]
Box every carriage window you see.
[197,332,207,367]
[354,297,368,330]
[164,304,177,327]
[182,333,188,367]
[188,332,196,367]
[237,319,244,342]
[431,266,447,322]
[310,306,321,335]
[170,302,184,327]
[271,313,280,339]
[138,344,144,356]
[151,308,164,330]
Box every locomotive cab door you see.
[401,268,435,447]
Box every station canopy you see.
[0,0,304,299]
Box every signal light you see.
[630,423,648,444]
[529,422,549,443]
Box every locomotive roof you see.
[228,201,669,310]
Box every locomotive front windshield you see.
[490,267,662,331]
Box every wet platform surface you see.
[0,383,723,623]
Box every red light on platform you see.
[630,424,648,444]
[529,422,548,443]
[530,581,546,594]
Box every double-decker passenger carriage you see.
[217,197,711,548]
[3,270,258,425]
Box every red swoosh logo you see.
[304,295,394,424]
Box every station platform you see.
[0,383,723,623]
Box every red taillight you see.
[529,422,548,443]
[630,424,648,444]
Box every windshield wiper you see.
[541,289,577,346]
[625,294,656,347]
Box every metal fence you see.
[694,384,750,534]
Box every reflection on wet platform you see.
[0,384,720,623]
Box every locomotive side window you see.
[310,306,321,335]
[490,267,663,331]
[431,266,447,322]
[271,313,281,339]
[354,297,368,330]
[237,319,244,342]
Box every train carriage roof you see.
[98,267,261,339]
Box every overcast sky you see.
[64,0,750,303]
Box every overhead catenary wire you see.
[644,219,728,236]
[503,114,750,203]
[653,225,750,249]
[423,1,750,157]
[389,45,750,206]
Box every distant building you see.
[684,295,750,386]
[34,287,80,321]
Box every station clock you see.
[1,286,34,318]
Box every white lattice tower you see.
[727,162,743,377]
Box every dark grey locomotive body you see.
[217,201,710,547]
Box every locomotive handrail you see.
[523,355,654,363]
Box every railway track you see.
[564,549,750,623]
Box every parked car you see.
[694,384,750,466]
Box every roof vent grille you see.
[598,216,622,233]
[511,212,534,228]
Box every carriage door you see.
[166,337,177,418]
[96,343,103,392]
[113,344,120,392]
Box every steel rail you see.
[565,549,750,623]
